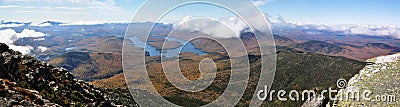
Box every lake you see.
[129,35,207,57]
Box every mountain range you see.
[1,22,399,106]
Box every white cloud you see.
[274,21,400,39]
[173,16,192,28]
[8,45,33,55]
[60,20,128,25]
[0,29,47,54]
[173,8,269,38]
[174,16,247,38]
[350,27,373,35]
[18,29,46,38]
[37,46,48,52]
[268,15,400,38]
[325,24,400,38]
[0,23,25,28]
[34,38,45,41]
[350,25,400,39]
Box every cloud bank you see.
[174,16,248,38]
[0,29,47,54]
[275,22,400,39]
[0,23,25,28]
[60,20,128,25]
[268,15,400,39]
[37,46,48,52]
[173,11,268,38]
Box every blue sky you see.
[260,0,400,25]
[0,0,399,25]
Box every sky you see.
[260,0,400,25]
[0,0,399,25]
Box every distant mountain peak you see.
[40,21,64,26]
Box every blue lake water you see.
[129,36,207,57]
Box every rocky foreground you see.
[335,53,400,106]
[0,43,136,106]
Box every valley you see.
[1,0,399,106]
